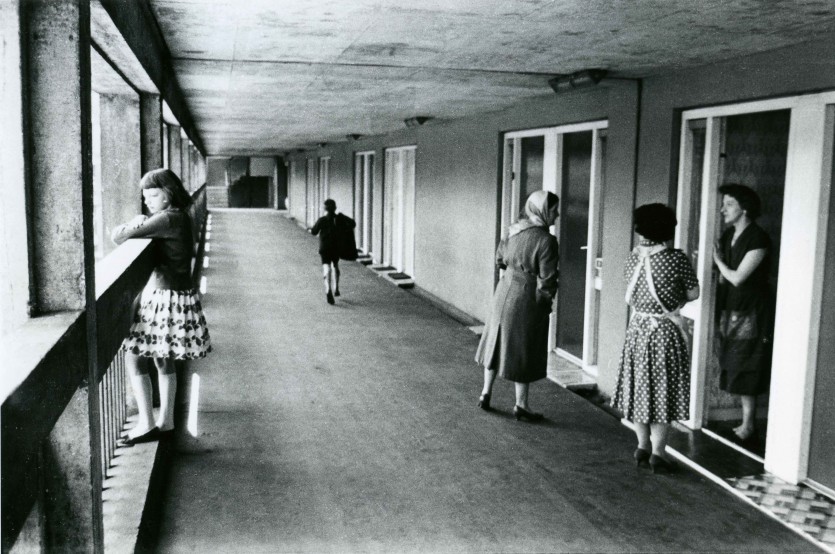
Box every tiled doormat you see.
[728,474,835,551]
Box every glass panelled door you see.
[677,93,835,484]
[556,131,593,360]
[502,121,607,373]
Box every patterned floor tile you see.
[728,474,835,551]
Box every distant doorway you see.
[354,151,375,256]
[318,157,330,214]
[306,158,316,227]
[383,146,416,276]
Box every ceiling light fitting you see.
[548,69,607,94]
[404,116,431,128]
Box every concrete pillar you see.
[100,93,141,257]
[180,132,190,190]
[140,92,163,175]
[187,143,195,191]
[23,0,103,551]
[42,384,99,551]
[0,0,31,335]
[194,146,203,187]
[597,81,641,394]
[167,124,182,178]
[27,0,92,312]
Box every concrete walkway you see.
[156,209,813,553]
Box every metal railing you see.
[99,351,128,478]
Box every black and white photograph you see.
[2,0,835,551]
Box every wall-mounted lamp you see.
[548,69,607,93]
[346,134,364,141]
[404,116,431,128]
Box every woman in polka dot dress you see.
[612,204,700,474]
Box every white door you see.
[354,151,374,254]
[319,157,330,211]
[383,146,416,275]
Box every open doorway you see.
[354,151,375,256]
[383,146,416,276]
[501,121,607,380]
[676,95,835,480]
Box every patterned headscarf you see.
[508,190,558,237]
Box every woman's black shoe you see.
[477,394,491,411]
[649,454,679,474]
[513,405,543,422]
[326,291,335,305]
[634,448,651,468]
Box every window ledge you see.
[0,310,83,403]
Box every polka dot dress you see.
[612,247,699,424]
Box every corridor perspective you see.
[158,209,807,552]
[6,0,835,552]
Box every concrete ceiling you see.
[147,0,835,155]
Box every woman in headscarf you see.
[475,190,560,421]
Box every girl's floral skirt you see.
[121,287,212,360]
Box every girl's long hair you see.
[141,168,193,209]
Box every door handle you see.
[580,246,589,250]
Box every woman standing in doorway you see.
[713,184,772,443]
[475,190,559,422]
[613,204,700,474]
